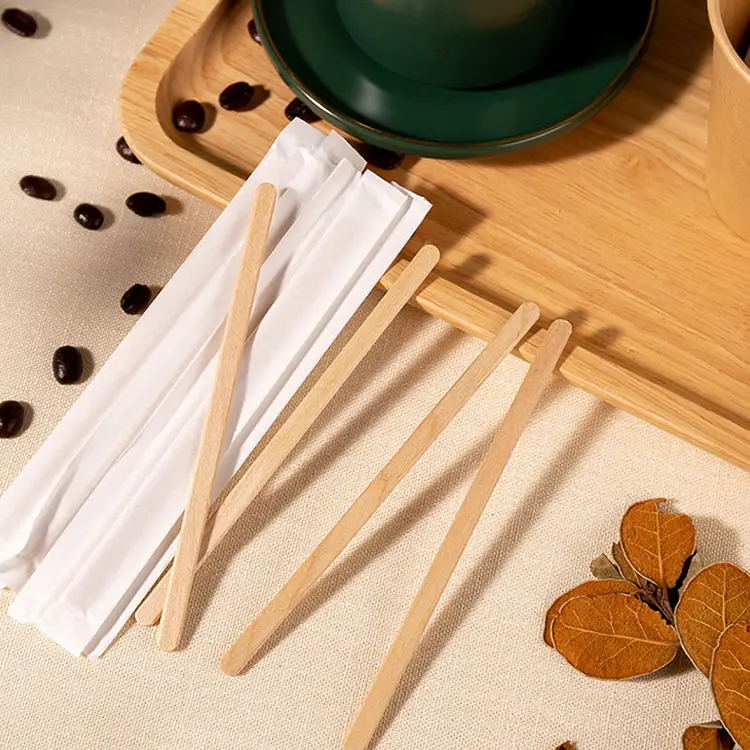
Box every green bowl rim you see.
[254,0,657,155]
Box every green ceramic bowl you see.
[253,0,657,158]
[336,0,568,89]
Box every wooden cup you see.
[707,0,750,240]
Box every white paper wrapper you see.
[2,121,431,657]
[0,121,362,593]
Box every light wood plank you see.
[158,183,276,652]
[343,319,572,750]
[119,0,750,472]
[135,245,442,627]
[219,302,541,676]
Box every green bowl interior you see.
[255,0,655,154]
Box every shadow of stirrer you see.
[242,439,493,672]
[237,359,575,671]
[181,316,468,643]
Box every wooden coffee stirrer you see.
[159,183,277,652]
[135,244,441,628]
[219,301,542,676]
[343,319,571,750]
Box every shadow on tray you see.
[485,0,713,165]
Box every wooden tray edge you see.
[382,261,750,472]
[119,0,750,473]
[120,0,242,205]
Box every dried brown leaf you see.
[590,554,623,581]
[682,722,734,750]
[676,563,750,676]
[711,623,750,748]
[544,579,639,647]
[612,540,648,589]
[620,499,696,591]
[551,592,680,679]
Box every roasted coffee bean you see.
[53,346,83,384]
[248,18,261,44]
[126,192,166,217]
[2,8,37,37]
[172,100,206,133]
[73,203,104,230]
[219,82,255,112]
[116,136,141,164]
[120,283,152,315]
[0,400,24,438]
[284,98,320,124]
[363,145,405,171]
[20,175,56,200]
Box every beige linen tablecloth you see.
[2,2,749,748]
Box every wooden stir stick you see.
[158,182,277,652]
[135,245,441,627]
[343,319,572,750]
[219,301,541,676]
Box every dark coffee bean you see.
[248,18,261,44]
[53,346,83,384]
[0,400,24,438]
[116,136,141,164]
[126,192,166,217]
[73,203,104,231]
[219,82,256,112]
[2,8,37,37]
[362,145,405,171]
[20,175,56,200]
[172,100,206,133]
[284,98,320,124]
[120,283,152,315]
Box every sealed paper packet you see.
[0,121,431,657]
[0,120,331,592]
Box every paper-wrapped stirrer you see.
[4,121,431,658]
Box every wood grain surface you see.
[119,0,750,471]
[133,246,442,627]
[217,302,541,676]
[342,320,571,750]
[158,183,276,652]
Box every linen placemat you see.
[2,2,750,748]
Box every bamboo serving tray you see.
[120,0,750,471]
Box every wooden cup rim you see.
[707,0,750,83]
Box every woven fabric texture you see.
[2,2,749,748]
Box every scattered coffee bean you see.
[172,100,206,133]
[120,283,152,315]
[20,175,56,200]
[248,18,261,44]
[0,400,24,438]
[116,136,141,164]
[126,192,166,217]
[219,81,256,112]
[284,98,320,124]
[361,144,405,171]
[73,203,104,230]
[2,8,37,37]
[53,346,83,384]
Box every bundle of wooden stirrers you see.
[144,184,572,749]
